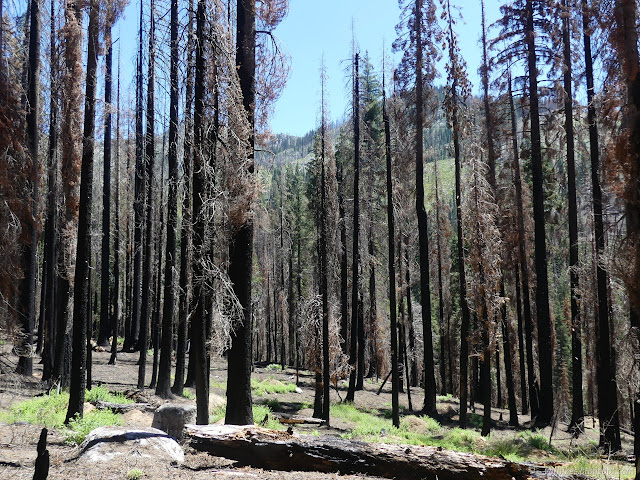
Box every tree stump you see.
[33,427,49,480]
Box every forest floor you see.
[0,344,636,479]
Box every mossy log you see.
[185,424,534,480]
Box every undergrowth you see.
[209,403,284,430]
[251,378,298,396]
[210,378,298,396]
[330,403,592,463]
[0,387,126,444]
[85,386,134,404]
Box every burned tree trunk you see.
[66,0,99,423]
[346,52,361,402]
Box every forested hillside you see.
[0,0,639,478]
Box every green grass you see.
[181,390,195,400]
[251,378,298,396]
[253,404,285,430]
[262,398,281,410]
[65,409,123,444]
[519,431,555,453]
[208,403,284,430]
[329,404,580,462]
[265,364,283,371]
[331,403,391,439]
[209,378,297,396]
[436,394,453,402]
[0,390,123,444]
[553,459,636,480]
[0,390,70,428]
[210,380,227,390]
[127,468,144,480]
[85,386,133,404]
[467,413,483,428]
[209,404,226,424]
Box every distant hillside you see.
[256,131,315,167]
[257,103,454,176]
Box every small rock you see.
[295,387,303,394]
[152,403,196,440]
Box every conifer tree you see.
[226,0,256,425]
[507,72,537,417]
[495,0,555,426]
[173,0,195,396]
[16,0,41,376]
[608,0,637,455]
[319,61,330,424]
[191,0,208,425]
[440,0,473,427]
[98,5,115,349]
[156,0,180,399]
[66,0,100,424]
[560,0,584,435]
[383,65,400,428]
[109,50,122,366]
[41,0,59,381]
[126,0,145,353]
[394,0,440,417]
[137,0,156,389]
[53,0,83,389]
[346,51,361,402]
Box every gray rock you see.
[152,403,196,440]
[78,426,184,463]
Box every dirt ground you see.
[0,345,635,479]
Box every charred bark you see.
[186,425,532,480]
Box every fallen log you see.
[270,413,324,425]
[185,424,530,480]
[94,400,154,413]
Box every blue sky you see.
[268,0,503,136]
[113,0,504,137]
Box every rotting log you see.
[94,400,154,413]
[271,413,324,425]
[185,424,530,480]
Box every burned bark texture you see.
[186,425,533,480]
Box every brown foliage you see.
[0,19,31,325]
[58,1,83,283]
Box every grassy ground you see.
[0,386,130,443]
[0,350,635,479]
